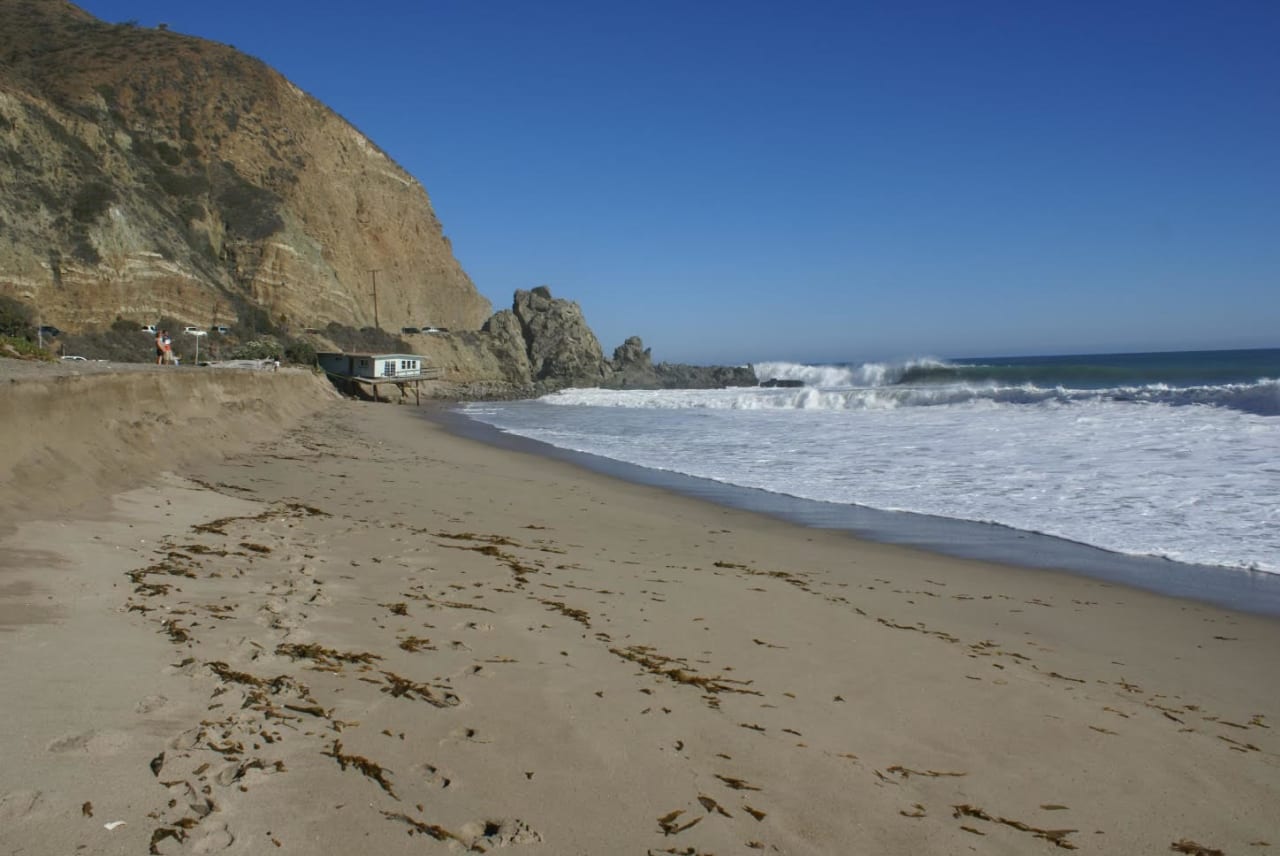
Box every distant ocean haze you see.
[462,349,1280,575]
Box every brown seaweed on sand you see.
[1170,841,1225,856]
[275,642,382,667]
[161,619,191,643]
[609,645,762,702]
[697,795,732,817]
[877,617,960,644]
[325,740,397,798]
[714,774,761,791]
[380,671,461,708]
[540,598,591,627]
[207,662,308,697]
[433,531,522,547]
[192,503,328,537]
[952,804,1077,850]
[149,827,186,854]
[885,765,967,779]
[381,810,457,841]
[434,532,541,579]
[657,810,704,836]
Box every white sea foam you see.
[464,382,1280,573]
[543,378,1280,416]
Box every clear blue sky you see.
[78,0,1279,364]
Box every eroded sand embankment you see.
[0,366,338,521]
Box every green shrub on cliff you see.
[283,339,316,366]
[322,322,410,354]
[0,295,36,337]
[60,320,153,362]
[0,336,54,360]
[228,339,282,360]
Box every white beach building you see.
[317,352,439,404]
[317,352,425,379]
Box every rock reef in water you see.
[611,334,757,389]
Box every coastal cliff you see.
[0,0,490,334]
[0,2,754,394]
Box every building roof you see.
[317,352,424,360]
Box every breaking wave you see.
[546,377,1280,416]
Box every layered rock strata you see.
[0,0,490,334]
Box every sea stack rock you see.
[610,335,656,386]
[512,287,612,386]
[479,309,534,385]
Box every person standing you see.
[155,329,166,365]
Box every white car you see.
[60,355,87,361]
[182,326,207,337]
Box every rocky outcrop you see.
[610,335,654,386]
[390,291,757,399]
[647,361,758,389]
[605,335,756,389]
[479,310,533,385]
[511,287,611,387]
[0,1,490,335]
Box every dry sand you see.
[2,366,1278,854]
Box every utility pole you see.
[369,269,380,329]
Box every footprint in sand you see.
[165,780,214,818]
[168,725,207,751]
[0,790,45,822]
[46,730,129,755]
[135,694,169,714]
[189,821,235,853]
[458,818,543,847]
[412,762,453,789]
[444,726,488,745]
[457,663,492,680]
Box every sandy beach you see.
[2,368,1278,855]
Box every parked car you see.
[213,325,231,335]
[38,325,62,338]
[423,326,449,334]
[182,326,207,336]
[142,324,158,334]
[401,326,421,335]
[59,354,87,361]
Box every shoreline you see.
[3,393,1277,853]
[439,405,1280,618]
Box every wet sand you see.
[2,384,1278,854]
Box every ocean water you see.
[460,349,1280,578]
